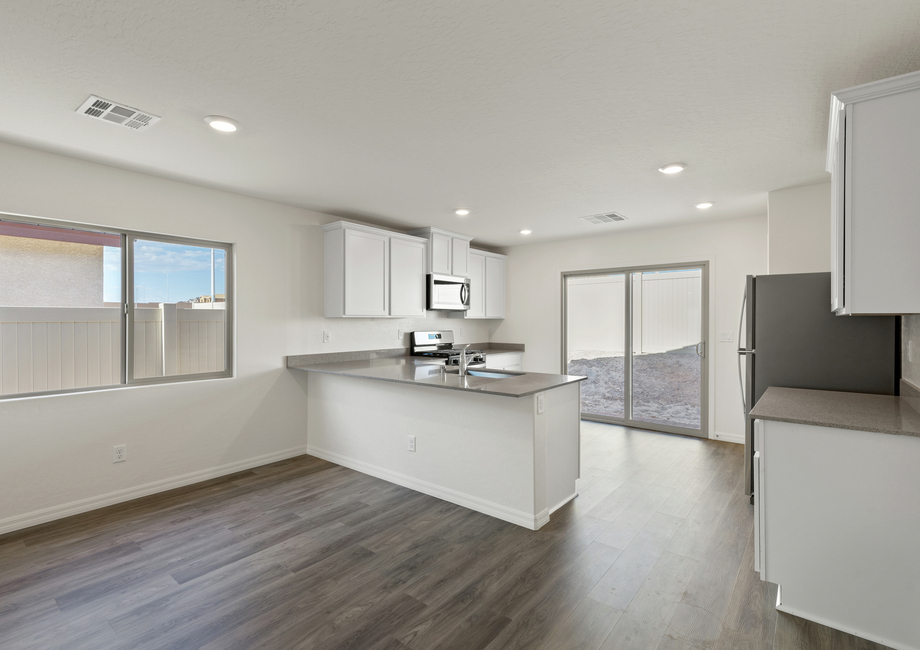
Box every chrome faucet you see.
[459,344,471,376]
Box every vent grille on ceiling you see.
[580,212,627,225]
[76,95,160,131]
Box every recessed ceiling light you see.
[520,229,532,235]
[695,202,714,209]
[205,116,240,132]
[658,163,686,174]
[454,209,470,216]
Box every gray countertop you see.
[749,387,920,438]
[288,357,584,398]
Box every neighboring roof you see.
[0,220,121,247]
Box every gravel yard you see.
[567,346,701,429]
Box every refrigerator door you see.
[740,275,755,497]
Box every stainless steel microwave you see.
[427,274,471,311]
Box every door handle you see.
[696,341,705,358]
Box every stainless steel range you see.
[410,330,485,367]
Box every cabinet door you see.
[430,232,452,275]
[390,238,426,317]
[485,255,505,319]
[451,238,470,277]
[847,88,920,313]
[344,229,389,316]
[466,252,486,319]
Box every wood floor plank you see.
[587,512,683,610]
[594,483,675,550]
[599,551,699,650]
[482,541,622,650]
[536,597,622,650]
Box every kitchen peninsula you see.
[288,352,585,529]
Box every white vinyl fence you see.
[567,270,701,360]
[0,305,225,395]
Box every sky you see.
[104,240,226,303]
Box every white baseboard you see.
[713,431,744,444]
[0,446,309,536]
[307,444,547,530]
[549,492,578,515]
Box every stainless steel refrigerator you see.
[738,272,899,497]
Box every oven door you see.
[428,274,471,311]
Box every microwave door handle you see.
[461,284,469,305]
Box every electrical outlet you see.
[113,444,126,463]
[407,435,416,452]
[537,393,545,414]
[459,328,465,336]
[397,329,403,341]
[323,331,331,343]
[720,331,733,342]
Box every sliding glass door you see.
[564,263,708,437]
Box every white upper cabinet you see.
[389,236,427,317]
[323,221,427,318]
[451,237,470,277]
[466,249,506,319]
[430,231,452,275]
[467,251,486,319]
[408,227,473,277]
[827,70,920,315]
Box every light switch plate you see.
[720,332,733,342]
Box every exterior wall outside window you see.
[0,235,104,307]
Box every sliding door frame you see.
[562,261,709,438]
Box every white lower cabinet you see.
[467,250,506,319]
[484,352,523,371]
[754,418,920,650]
[324,221,427,318]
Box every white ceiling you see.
[1,1,919,248]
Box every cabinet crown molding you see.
[470,248,506,259]
[322,220,427,243]
[406,226,473,241]
[827,69,920,171]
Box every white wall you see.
[493,215,768,441]
[0,140,496,533]
[767,182,831,274]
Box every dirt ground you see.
[567,346,701,429]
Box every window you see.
[0,215,232,398]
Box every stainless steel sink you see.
[445,368,523,379]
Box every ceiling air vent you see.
[580,212,627,225]
[76,95,160,131]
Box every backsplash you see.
[903,315,920,388]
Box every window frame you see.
[0,212,234,400]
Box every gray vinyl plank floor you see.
[0,422,893,649]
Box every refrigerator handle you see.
[738,287,748,412]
